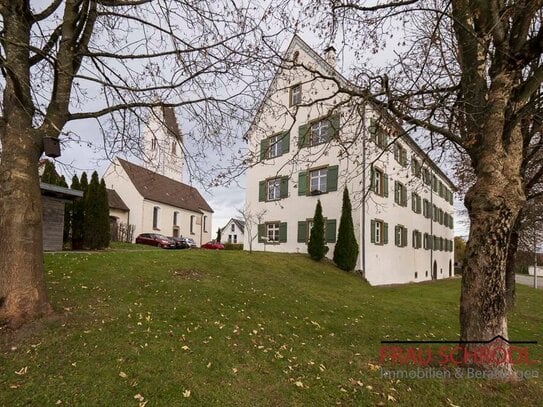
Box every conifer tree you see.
[333,188,359,271]
[71,175,85,250]
[99,179,111,248]
[84,172,101,249]
[308,200,326,261]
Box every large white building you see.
[104,107,213,245]
[244,36,455,285]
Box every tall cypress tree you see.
[308,200,326,261]
[333,187,359,271]
[71,174,85,250]
[99,179,111,248]
[84,171,101,249]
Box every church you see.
[103,107,213,245]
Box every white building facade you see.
[221,218,245,244]
[244,36,455,285]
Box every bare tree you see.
[238,204,267,253]
[0,0,279,328]
[290,0,543,375]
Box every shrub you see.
[333,187,359,271]
[223,243,243,250]
[308,200,326,261]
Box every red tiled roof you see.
[118,158,213,213]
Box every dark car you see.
[201,240,225,250]
[135,233,176,249]
[169,236,190,249]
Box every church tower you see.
[142,106,185,182]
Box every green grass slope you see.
[1,250,542,406]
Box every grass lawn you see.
[1,249,542,406]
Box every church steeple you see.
[142,106,185,182]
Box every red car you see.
[135,233,176,249]
[201,240,225,250]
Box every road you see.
[516,274,543,290]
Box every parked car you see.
[184,237,197,248]
[169,236,190,249]
[135,233,176,249]
[201,240,225,250]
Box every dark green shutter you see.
[402,227,408,247]
[297,221,307,243]
[412,230,416,248]
[370,220,375,243]
[329,113,340,140]
[327,165,338,192]
[282,132,290,154]
[279,222,287,242]
[260,138,269,161]
[369,118,377,135]
[370,167,375,192]
[258,224,265,243]
[325,219,337,243]
[259,181,266,202]
[383,174,389,197]
[411,192,416,212]
[298,171,307,195]
[402,186,407,206]
[298,124,308,148]
[280,176,289,198]
[395,225,400,246]
[383,222,388,244]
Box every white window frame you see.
[267,222,280,242]
[375,220,382,244]
[373,168,384,196]
[309,168,328,194]
[310,119,329,145]
[268,134,282,158]
[290,84,302,106]
[396,225,407,247]
[267,178,281,201]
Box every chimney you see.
[324,46,336,68]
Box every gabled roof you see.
[222,218,245,233]
[117,158,213,213]
[107,189,129,212]
[246,35,457,191]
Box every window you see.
[203,215,208,232]
[172,140,177,156]
[173,211,179,226]
[190,215,195,234]
[438,208,444,225]
[371,167,388,197]
[394,181,407,206]
[298,166,338,196]
[267,222,280,242]
[423,233,431,250]
[411,157,421,177]
[369,118,388,149]
[231,224,235,232]
[267,178,281,200]
[411,192,421,213]
[152,206,160,229]
[433,235,439,250]
[423,199,431,218]
[268,134,282,158]
[422,168,430,185]
[259,176,288,201]
[309,168,328,194]
[233,235,237,243]
[297,219,337,243]
[228,234,232,243]
[433,204,438,222]
[151,137,157,151]
[395,225,408,247]
[439,181,444,198]
[310,119,330,145]
[394,143,407,167]
[412,230,422,249]
[371,219,388,245]
[432,175,438,192]
[290,84,302,106]
[260,132,290,160]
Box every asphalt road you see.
[516,274,543,289]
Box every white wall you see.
[221,219,244,244]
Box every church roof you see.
[107,188,129,211]
[118,158,213,213]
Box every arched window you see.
[153,206,160,229]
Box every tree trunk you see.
[505,220,520,311]
[0,126,51,328]
[460,152,524,375]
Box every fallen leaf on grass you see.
[294,381,304,388]
[181,345,190,351]
[183,390,191,398]
[119,372,128,378]
[14,367,28,376]
[387,394,397,402]
[446,399,460,407]
[134,394,144,402]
